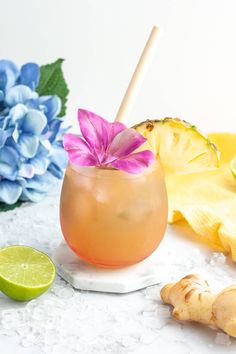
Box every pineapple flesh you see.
[133,118,219,174]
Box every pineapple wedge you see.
[133,118,219,174]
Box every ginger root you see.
[160,274,236,337]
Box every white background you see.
[1,0,236,133]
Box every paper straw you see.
[115,26,160,123]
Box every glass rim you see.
[68,159,162,180]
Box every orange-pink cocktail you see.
[60,159,168,268]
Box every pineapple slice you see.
[133,118,219,174]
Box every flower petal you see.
[54,123,70,141]
[25,171,56,190]
[20,172,57,202]
[78,109,111,162]
[19,63,40,90]
[0,60,19,91]
[78,109,108,159]
[0,163,17,180]
[21,109,47,135]
[29,144,50,175]
[0,128,7,148]
[15,176,27,188]
[107,121,126,145]
[12,126,19,142]
[0,146,18,180]
[0,180,22,204]
[0,90,4,101]
[108,128,146,159]
[0,114,11,130]
[47,119,63,142]
[9,103,28,122]
[5,85,38,106]
[5,127,13,138]
[25,98,40,110]
[0,145,19,165]
[111,150,155,174]
[63,133,98,166]
[20,189,44,202]
[46,142,67,178]
[18,134,39,158]
[63,133,89,150]
[47,163,64,179]
[67,149,98,166]
[30,156,49,175]
[18,163,35,178]
[50,144,67,169]
[39,96,61,121]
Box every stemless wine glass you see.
[60,159,168,268]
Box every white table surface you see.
[0,184,236,354]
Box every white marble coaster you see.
[53,242,165,293]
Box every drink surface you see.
[60,161,168,268]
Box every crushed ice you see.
[0,184,235,353]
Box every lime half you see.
[230,156,236,180]
[0,245,56,301]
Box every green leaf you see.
[0,201,24,212]
[36,58,69,117]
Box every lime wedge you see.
[230,156,236,180]
[0,245,56,301]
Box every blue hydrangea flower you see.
[0,60,68,204]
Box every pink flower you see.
[63,109,154,174]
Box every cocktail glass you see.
[60,159,168,268]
